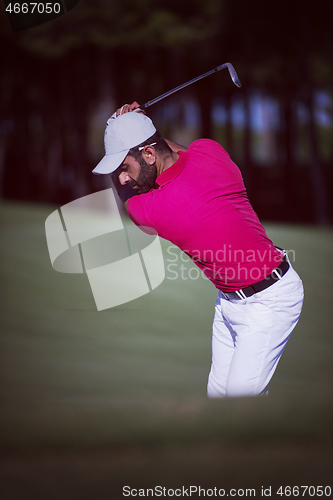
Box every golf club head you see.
[218,63,242,88]
[142,62,242,109]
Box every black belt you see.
[222,255,289,301]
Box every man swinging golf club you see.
[93,100,304,398]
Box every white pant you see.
[207,262,304,398]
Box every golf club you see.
[141,62,241,110]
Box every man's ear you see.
[141,145,156,166]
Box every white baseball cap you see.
[92,112,156,175]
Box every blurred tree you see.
[218,0,333,224]
[0,0,226,203]
[0,0,332,222]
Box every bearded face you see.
[128,155,158,194]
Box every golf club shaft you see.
[141,63,241,110]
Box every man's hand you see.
[116,101,145,117]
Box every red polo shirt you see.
[127,139,283,292]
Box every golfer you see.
[93,101,304,398]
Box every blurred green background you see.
[0,201,332,498]
[0,0,333,498]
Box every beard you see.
[128,156,158,194]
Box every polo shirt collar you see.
[155,150,189,188]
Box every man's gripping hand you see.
[115,101,146,117]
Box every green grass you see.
[0,200,332,499]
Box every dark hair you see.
[128,130,173,162]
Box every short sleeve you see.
[127,192,157,235]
